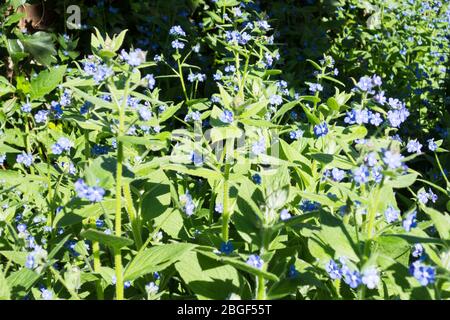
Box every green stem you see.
[221,139,233,242]
[176,50,188,101]
[112,78,130,300]
[435,152,450,186]
[256,274,266,300]
[123,183,143,249]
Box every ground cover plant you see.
[0,0,449,300]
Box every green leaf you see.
[240,100,267,118]
[196,248,279,281]
[0,76,15,97]
[140,169,171,221]
[7,268,40,296]
[175,250,246,299]
[386,173,418,189]
[210,126,243,143]
[420,206,450,239]
[321,75,345,87]
[316,211,359,261]
[125,243,195,281]
[0,271,11,300]
[310,153,354,170]
[163,164,222,180]
[327,97,340,111]
[0,143,20,153]
[0,251,28,266]
[56,199,115,227]
[80,229,134,249]
[67,86,116,111]
[19,31,57,66]
[340,126,368,142]
[30,65,67,100]
[381,234,449,246]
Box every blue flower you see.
[246,254,264,269]
[187,73,206,82]
[251,138,266,156]
[17,223,27,233]
[21,102,32,113]
[0,154,6,166]
[16,152,34,167]
[145,74,156,90]
[190,151,204,167]
[171,39,185,50]
[220,241,234,255]
[34,110,48,123]
[343,269,362,289]
[257,20,271,31]
[184,111,201,122]
[417,190,429,204]
[51,137,73,155]
[74,179,105,203]
[356,76,374,92]
[289,129,304,140]
[25,254,36,269]
[215,203,223,214]
[280,209,291,221]
[120,48,146,67]
[308,83,323,93]
[313,122,328,138]
[80,102,92,115]
[85,186,106,202]
[179,192,195,216]
[138,106,152,121]
[369,112,383,126]
[427,138,438,151]
[412,244,424,258]
[252,174,262,185]
[40,288,53,300]
[374,91,387,105]
[169,25,186,37]
[387,107,410,128]
[59,89,72,107]
[288,264,299,278]
[361,267,380,289]
[382,150,404,169]
[145,282,159,295]
[403,210,417,232]
[331,168,345,182]
[428,188,438,203]
[409,261,435,286]
[96,219,105,228]
[364,152,378,167]
[406,139,423,153]
[269,94,283,106]
[352,165,370,184]
[384,206,400,223]
[325,259,342,280]
[219,110,234,124]
[299,200,320,212]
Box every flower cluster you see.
[74,179,105,202]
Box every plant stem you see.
[89,217,104,300]
[113,78,130,300]
[123,182,143,249]
[221,139,232,242]
[176,50,188,101]
[435,152,450,186]
[256,274,266,300]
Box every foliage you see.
[0,0,449,300]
